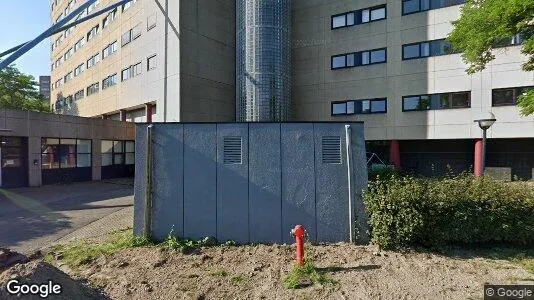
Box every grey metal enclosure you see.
[134,122,369,244]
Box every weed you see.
[283,250,335,289]
[209,269,228,277]
[223,240,238,247]
[229,275,244,285]
[45,230,154,268]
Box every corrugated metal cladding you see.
[236,0,292,122]
[134,123,369,244]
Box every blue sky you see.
[0,0,51,80]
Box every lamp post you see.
[474,112,496,176]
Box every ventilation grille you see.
[223,137,242,164]
[322,136,342,164]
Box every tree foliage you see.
[0,64,51,113]
[447,0,534,116]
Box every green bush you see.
[363,174,534,250]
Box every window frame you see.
[147,54,157,71]
[331,4,387,30]
[402,39,454,60]
[403,91,471,112]
[41,138,92,170]
[331,98,388,116]
[331,47,387,70]
[492,86,534,107]
[402,0,465,16]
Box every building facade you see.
[39,76,51,103]
[50,0,534,179]
[50,0,235,122]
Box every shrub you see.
[363,174,534,250]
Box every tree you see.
[447,0,534,116]
[0,64,51,113]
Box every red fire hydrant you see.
[290,225,306,266]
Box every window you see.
[122,0,137,12]
[402,0,465,15]
[147,54,157,71]
[55,58,61,68]
[121,30,131,46]
[74,63,85,76]
[41,138,92,169]
[102,140,135,166]
[331,5,387,29]
[87,0,99,13]
[131,23,142,40]
[102,41,118,59]
[403,39,454,60]
[64,71,73,83]
[332,98,387,115]
[492,86,534,106]
[64,47,73,60]
[102,74,118,89]
[87,25,99,41]
[74,89,84,101]
[147,14,157,31]
[102,8,117,28]
[64,26,74,38]
[74,37,85,52]
[493,32,532,48]
[87,82,99,96]
[403,91,471,111]
[331,48,387,69]
[55,79,62,88]
[87,53,100,68]
[122,62,142,81]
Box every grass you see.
[283,251,335,289]
[229,275,245,285]
[44,229,153,268]
[44,227,226,268]
[209,269,228,277]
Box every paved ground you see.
[0,179,134,254]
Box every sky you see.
[0,0,51,80]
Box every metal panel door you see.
[0,137,28,188]
[314,124,349,242]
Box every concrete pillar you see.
[28,136,42,187]
[92,138,102,181]
[474,139,483,177]
[120,110,127,122]
[145,104,153,123]
[389,140,401,170]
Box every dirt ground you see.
[4,243,531,300]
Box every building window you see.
[54,79,63,88]
[87,0,100,14]
[331,48,387,69]
[131,23,142,40]
[64,47,73,61]
[87,53,100,69]
[402,0,465,15]
[64,71,73,83]
[41,138,92,169]
[64,26,74,38]
[102,8,117,28]
[102,41,118,59]
[492,86,534,106]
[121,31,131,47]
[74,37,85,52]
[147,54,157,71]
[74,89,84,101]
[87,82,99,96]
[102,140,135,166]
[122,62,142,81]
[403,91,471,111]
[87,25,99,41]
[331,98,387,115]
[147,14,157,31]
[102,74,118,90]
[74,63,85,77]
[122,0,137,12]
[331,5,386,29]
[493,32,531,48]
[402,39,454,60]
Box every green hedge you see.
[363,175,534,250]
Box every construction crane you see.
[0,0,133,70]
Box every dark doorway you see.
[0,136,29,188]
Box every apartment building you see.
[50,0,235,122]
[292,0,534,179]
[50,0,534,179]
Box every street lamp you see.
[474,112,497,176]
